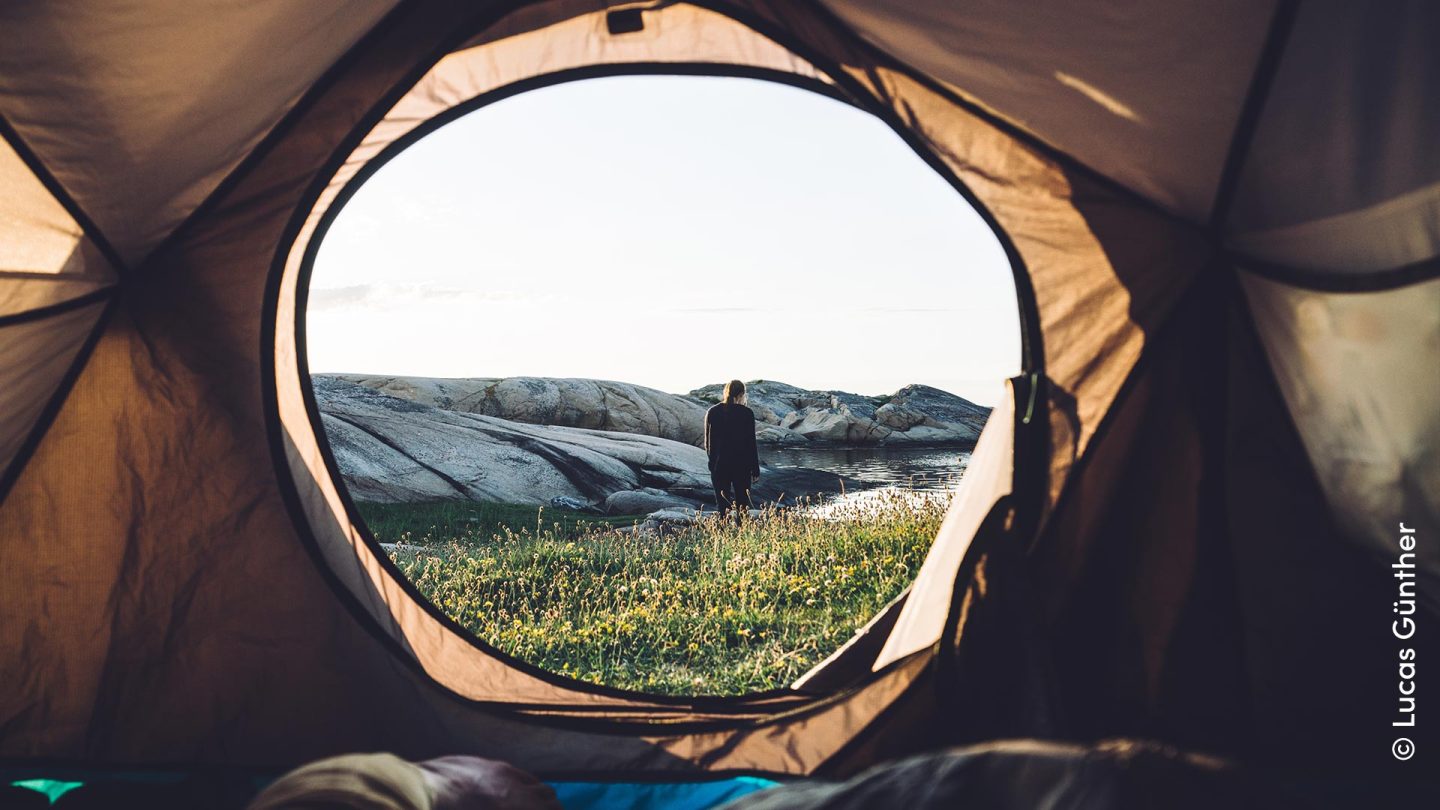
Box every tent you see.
[1,0,1436,786]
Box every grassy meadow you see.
[364,492,948,696]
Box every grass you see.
[363,492,948,696]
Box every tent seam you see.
[1026,260,1223,548]
[0,286,117,329]
[794,0,1210,237]
[0,115,130,277]
[1206,0,1302,232]
[0,296,117,507]
[130,1,420,276]
[1231,250,1440,294]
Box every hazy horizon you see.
[314,370,990,406]
[307,76,1021,406]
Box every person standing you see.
[704,379,761,524]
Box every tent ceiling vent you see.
[607,9,645,36]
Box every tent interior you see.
[2,0,1437,805]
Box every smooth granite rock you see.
[330,375,989,448]
[315,376,867,507]
[334,374,710,445]
[690,379,987,445]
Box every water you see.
[760,445,970,494]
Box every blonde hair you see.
[722,379,746,405]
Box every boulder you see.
[666,467,868,508]
[549,495,597,513]
[875,403,933,431]
[888,384,991,428]
[639,507,763,535]
[756,422,808,445]
[644,507,701,524]
[825,391,882,422]
[781,407,892,444]
[872,385,987,443]
[691,380,831,426]
[335,374,710,445]
[603,489,696,515]
[891,423,979,443]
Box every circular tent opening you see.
[300,74,1022,697]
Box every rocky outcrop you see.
[315,376,863,509]
[326,375,990,448]
[316,376,710,505]
[334,375,709,445]
[888,384,992,425]
[690,380,989,445]
[781,407,893,443]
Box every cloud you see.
[672,306,767,313]
[306,287,974,317]
[857,306,962,313]
[669,305,967,315]
[306,283,538,312]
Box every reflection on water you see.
[760,445,970,494]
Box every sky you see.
[307,75,1021,406]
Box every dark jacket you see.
[704,403,760,479]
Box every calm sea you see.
[760,445,970,494]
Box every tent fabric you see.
[0,0,400,266]
[1226,0,1440,272]
[871,383,1014,669]
[0,269,112,323]
[0,138,116,318]
[0,300,108,486]
[1229,182,1440,277]
[824,0,1440,281]
[1023,267,1434,771]
[0,138,105,277]
[1029,272,1258,754]
[1219,287,1414,770]
[0,129,117,475]
[0,0,1434,784]
[818,0,1278,220]
[1240,273,1440,604]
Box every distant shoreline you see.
[760,438,978,449]
[314,374,987,509]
